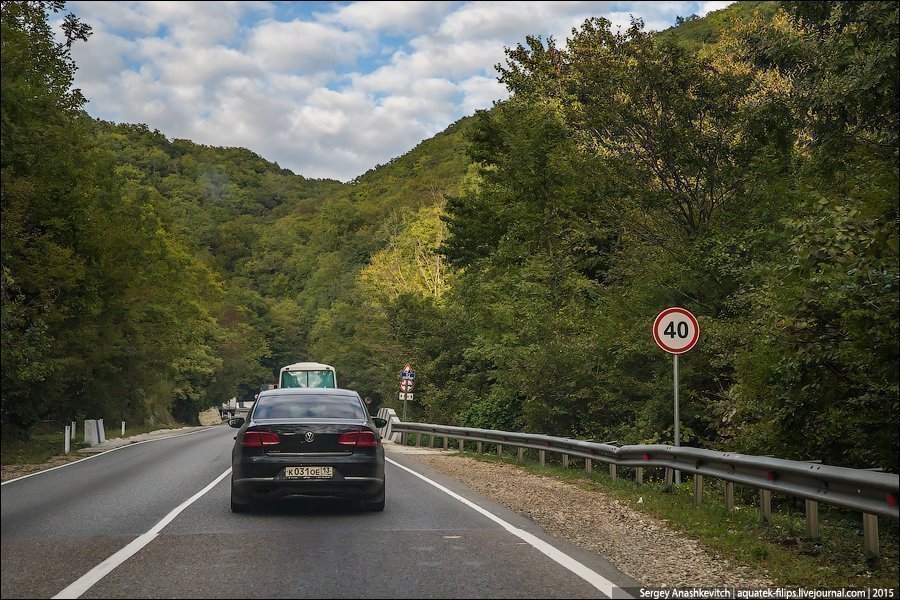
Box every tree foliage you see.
[2,2,896,470]
[434,1,898,468]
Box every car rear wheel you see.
[364,484,385,512]
[231,483,250,513]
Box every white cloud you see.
[152,43,261,85]
[68,24,134,86]
[459,75,506,114]
[246,20,370,72]
[434,1,605,41]
[322,1,458,34]
[354,39,505,96]
[70,1,270,43]
[698,2,734,17]
[63,1,734,181]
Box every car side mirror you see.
[372,417,387,428]
[228,417,245,428]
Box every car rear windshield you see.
[252,394,366,420]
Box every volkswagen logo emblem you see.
[304,431,315,443]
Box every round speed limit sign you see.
[653,307,700,354]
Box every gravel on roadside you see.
[413,451,774,588]
[1,454,87,482]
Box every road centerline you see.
[50,468,232,600]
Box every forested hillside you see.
[90,112,473,407]
[2,1,896,471]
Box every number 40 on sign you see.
[653,307,699,354]
[653,306,699,485]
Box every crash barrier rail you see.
[386,420,898,559]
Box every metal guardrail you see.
[384,420,899,558]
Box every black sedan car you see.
[229,388,387,512]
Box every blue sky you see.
[61,1,733,181]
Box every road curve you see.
[1,426,638,598]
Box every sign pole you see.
[674,353,680,485]
[653,306,699,487]
[400,363,414,421]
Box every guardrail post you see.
[562,454,569,469]
[497,444,503,458]
[636,466,643,486]
[725,482,734,513]
[458,439,464,452]
[610,464,617,480]
[443,436,448,451]
[760,489,772,524]
[693,474,703,504]
[539,450,545,466]
[665,468,673,489]
[863,514,879,559]
[476,441,482,454]
[401,431,408,446]
[805,500,819,540]
[415,433,421,447]
[585,458,592,474]
[517,447,524,462]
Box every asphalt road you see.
[1,426,638,598]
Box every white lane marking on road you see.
[51,468,232,599]
[1,427,221,486]
[386,457,626,599]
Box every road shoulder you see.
[387,442,773,589]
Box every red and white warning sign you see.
[653,307,700,354]
[400,379,414,393]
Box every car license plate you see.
[284,466,332,479]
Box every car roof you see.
[258,387,358,398]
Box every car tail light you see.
[242,431,280,447]
[338,429,377,447]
